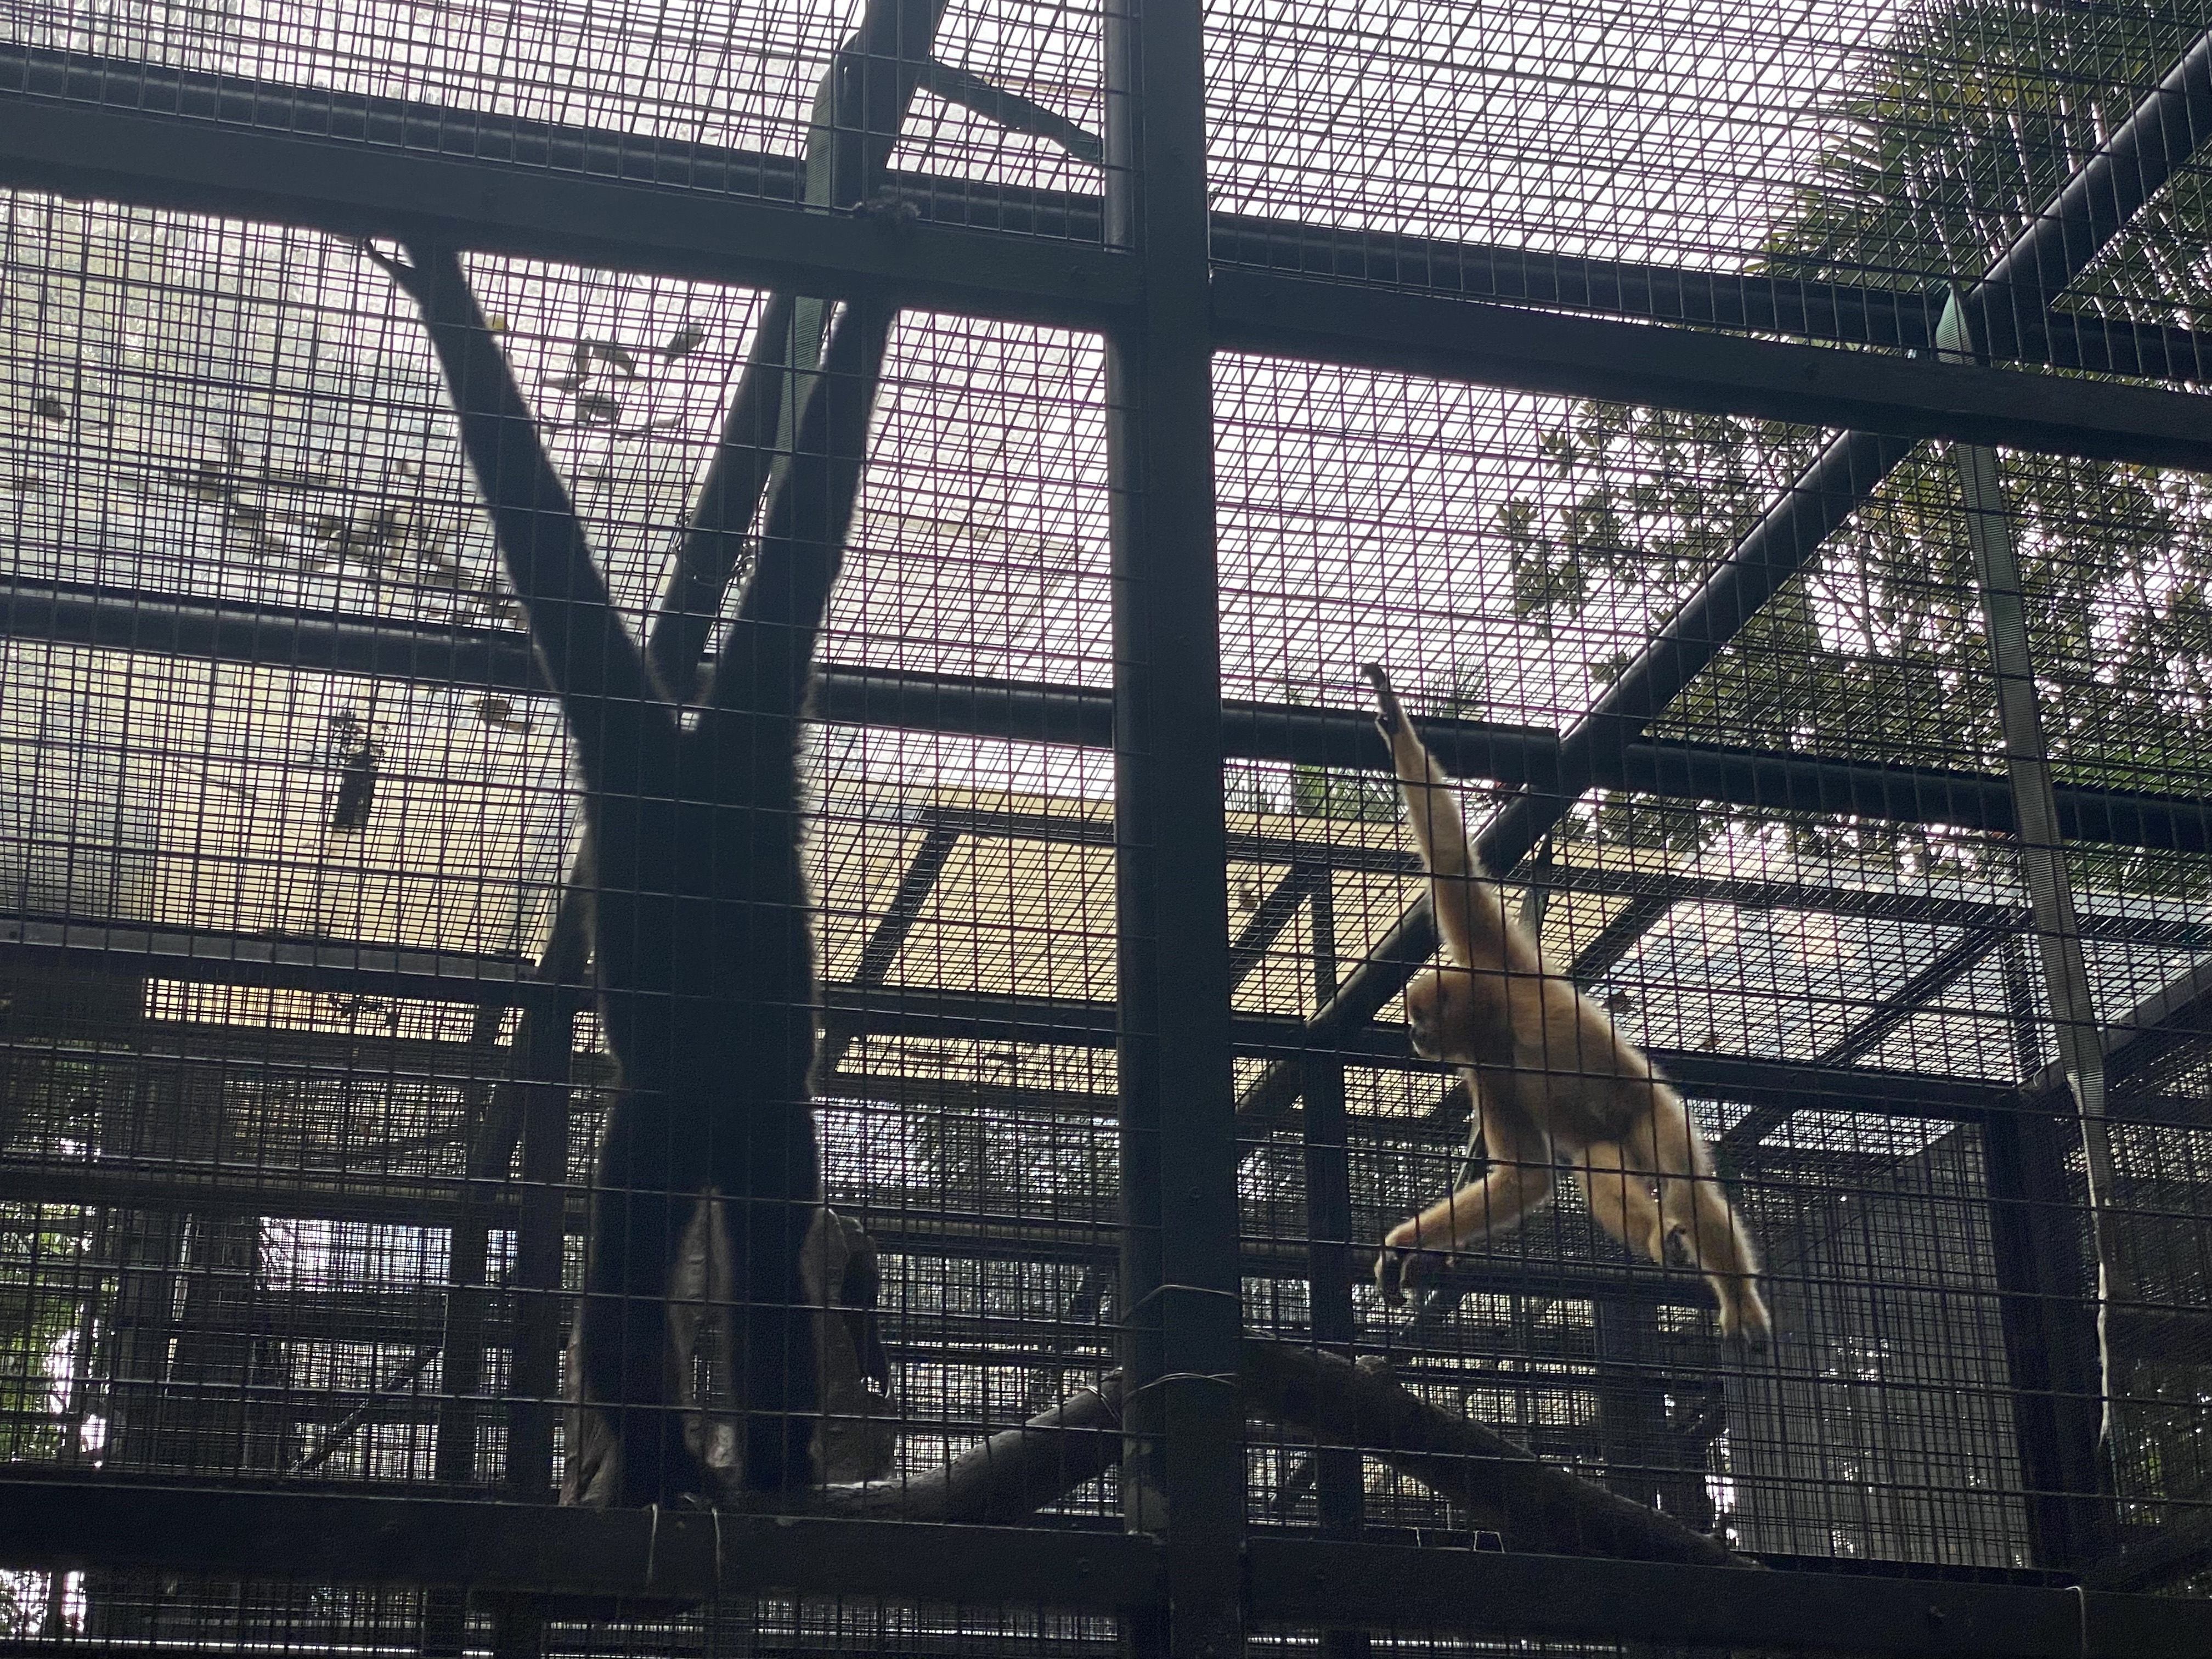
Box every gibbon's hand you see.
[1364,663,1405,737]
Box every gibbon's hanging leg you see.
[1384,1096,1557,1306]
[1363,665,1770,1342]
[380,240,892,1501]
[1573,1141,1668,1272]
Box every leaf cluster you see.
[1497,0,2212,882]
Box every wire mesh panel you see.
[1214,309,2212,1582]
[1,0,2211,1648]
[1204,0,2212,374]
[0,0,1108,221]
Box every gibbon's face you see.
[1404,967,1475,1062]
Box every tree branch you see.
[805,1341,1744,1569]
[701,299,893,730]
[385,242,672,788]
[817,1374,1124,1523]
[1239,1341,1745,1567]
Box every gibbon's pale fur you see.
[1365,665,1770,1342]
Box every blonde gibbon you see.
[1364,665,1770,1342]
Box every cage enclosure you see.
[0,0,2209,1654]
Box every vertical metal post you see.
[1104,0,1243,1650]
[479,996,577,1659]
[1984,939,2112,1566]
[1302,876,1369,1659]
[1939,292,2124,1563]
[504,994,580,1500]
[1938,295,2128,1465]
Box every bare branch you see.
[390,241,672,790]
[702,299,894,731]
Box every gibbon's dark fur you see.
[1365,666,1770,1342]
[384,242,890,1504]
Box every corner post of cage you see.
[505,989,582,1500]
[1938,290,2125,1562]
[1299,871,1359,1526]
[1986,938,2113,1569]
[1103,0,1244,1651]
[1301,874,1370,1659]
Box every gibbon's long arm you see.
[381,243,675,785]
[1364,665,1543,988]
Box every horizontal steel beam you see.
[1207,221,2208,381]
[822,982,2011,1119]
[0,1157,1714,1302]
[0,910,2051,1121]
[0,914,533,1005]
[2,1478,2203,1656]
[1616,738,2212,854]
[0,930,2180,1153]
[1246,1537,2212,1659]
[0,74,1135,332]
[9,578,2210,853]
[6,46,2204,384]
[12,84,2205,461]
[24,64,2205,460]
[1212,270,2212,472]
[0,1478,1160,1611]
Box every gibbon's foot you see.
[560,1402,721,1510]
[1363,663,1404,735]
[1717,1282,1775,1349]
[1374,1239,1444,1306]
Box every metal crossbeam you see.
[1716,926,2011,1160]
[1227,864,1329,986]
[1206,218,2209,380]
[0,915,2010,1119]
[820,821,964,1071]
[1212,272,2212,471]
[8,72,2210,456]
[1,1480,2208,1656]
[0,58,1130,332]
[5,44,2207,383]
[8,577,2212,854]
[1565,893,1679,986]
[12,867,2208,1046]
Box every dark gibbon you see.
[379,241,891,1504]
[1365,666,1770,1342]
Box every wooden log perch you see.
[528,1334,1744,1626]
[816,1374,1125,1525]
[1238,1339,1746,1567]
[806,1340,1741,1569]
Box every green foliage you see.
[0,1057,98,1464]
[1290,764,1402,823]
[0,1199,88,1464]
[1497,0,2212,880]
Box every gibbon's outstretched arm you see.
[1364,665,1544,1013]
[385,243,893,1502]
[1363,667,1770,1343]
